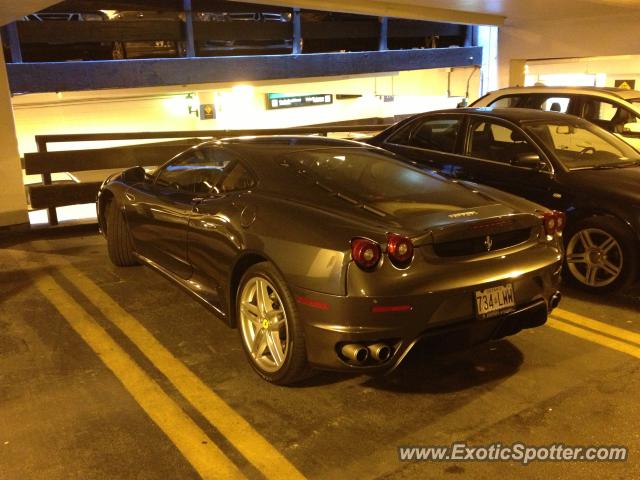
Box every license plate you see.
[474,284,516,319]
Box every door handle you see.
[125,192,135,202]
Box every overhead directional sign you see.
[266,93,333,110]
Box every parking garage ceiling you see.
[233,0,640,24]
[3,0,640,26]
[0,0,60,26]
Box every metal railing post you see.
[5,23,23,63]
[292,8,302,54]
[183,0,196,57]
[379,17,388,51]
[36,136,58,226]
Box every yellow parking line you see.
[32,272,245,480]
[56,262,306,480]
[547,318,640,360]
[553,308,640,346]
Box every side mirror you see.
[121,166,148,184]
[512,153,546,171]
[555,125,574,135]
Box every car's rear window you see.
[281,148,439,200]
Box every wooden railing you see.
[24,125,389,226]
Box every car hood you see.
[564,166,640,202]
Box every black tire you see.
[564,215,638,293]
[106,200,138,267]
[236,262,313,385]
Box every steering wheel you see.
[578,146,596,156]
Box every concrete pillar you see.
[0,54,29,228]
[509,59,527,87]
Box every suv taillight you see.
[351,238,382,270]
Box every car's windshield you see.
[522,120,640,170]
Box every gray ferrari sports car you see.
[97,136,564,385]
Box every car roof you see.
[209,135,372,152]
[423,107,585,123]
[194,136,387,170]
[484,85,640,101]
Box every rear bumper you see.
[292,262,561,373]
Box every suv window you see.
[400,117,462,153]
[581,97,639,134]
[536,96,570,113]
[467,119,539,165]
[488,95,523,108]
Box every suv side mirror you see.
[512,153,546,171]
[121,166,148,184]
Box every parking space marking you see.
[54,261,306,480]
[547,319,640,360]
[31,271,245,480]
[553,308,640,346]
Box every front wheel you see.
[565,216,637,292]
[237,262,312,385]
[105,200,138,267]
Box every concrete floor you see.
[1,227,639,479]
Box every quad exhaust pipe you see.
[368,343,392,362]
[341,343,392,365]
[341,344,369,364]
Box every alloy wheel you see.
[239,276,289,373]
[566,228,623,288]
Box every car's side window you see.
[580,97,639,134]
[530,95,571,113]
[403,117,462,153]
[467,119,540,166]
[155,148,234,194]
[488,95,523,108]
[218,161,255,193]
[385,124,413,145]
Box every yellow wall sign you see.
[200,104,215,120]
[614,80,635,90]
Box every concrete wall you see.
[0,54,28,227]
[499,12,640,87]
[12,67,480,155]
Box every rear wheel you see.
[565,216,637,292]
[106,200,138,267]
[237,262,312,385]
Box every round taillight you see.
[542,210,566,235]
[555,211,566,232]
[387,233,414,267]
[351,238,382,271]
